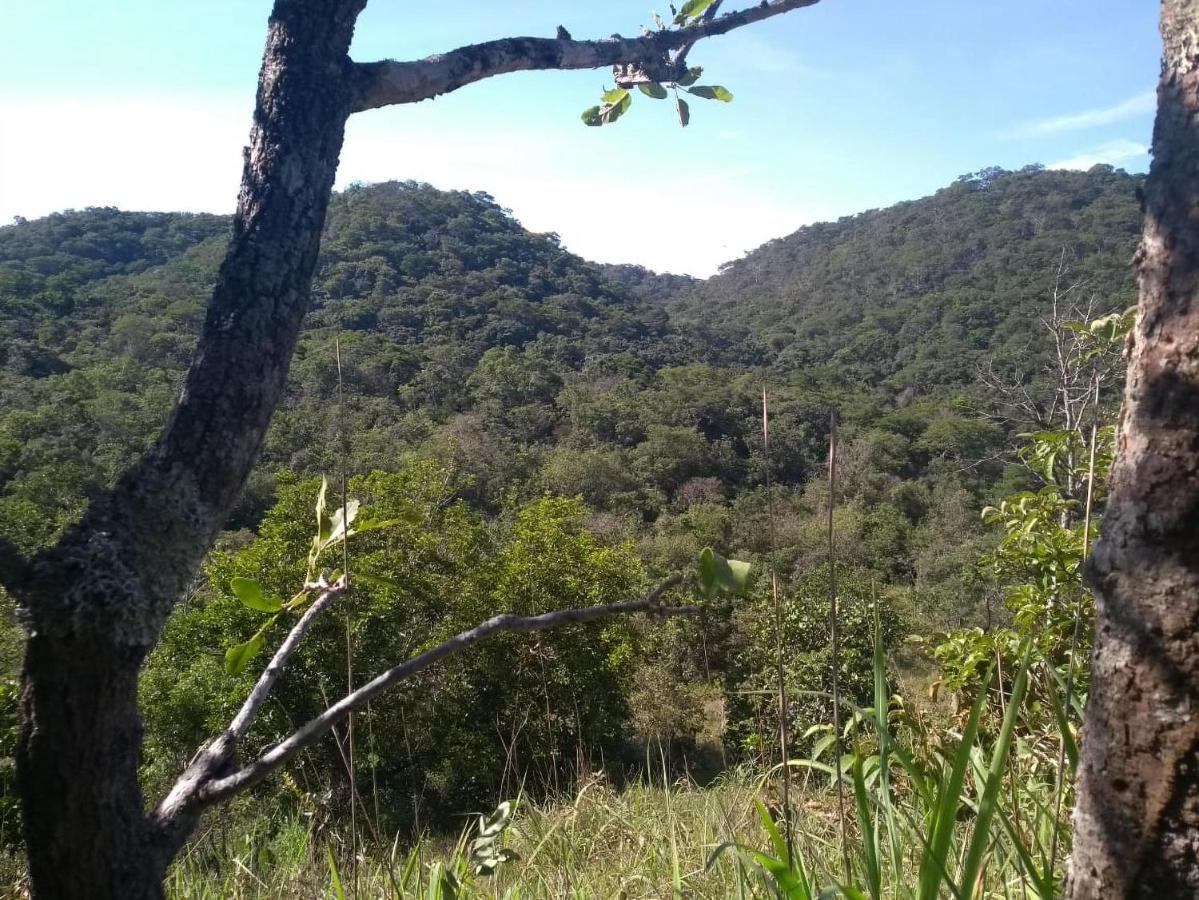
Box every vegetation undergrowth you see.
[152,623,1074,900]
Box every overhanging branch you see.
[164,573,693,815]
[350,0,820,111]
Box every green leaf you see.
[348,516,407,536]
[958,643,1033,894]
[324,498,361,547]
[602,87,630,105]
[674,0,717,24]
[723,557,752,593]
[354,572,404,591]
[602,91,633,124]
[225,632,265,676]
[677,96,690,126]
[582,105,603,126]
[676,66,703,87]
[315,476,332,542]
[230,576,281,613]
[755,798,790,863]
[326,844,345,900]
[686,85,734,102]
[639,82,668,99]
[698,547,753,597]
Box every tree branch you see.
[170,574,692,814]
[155,576,349,824]
[350,0,820,111]
[230,578,349,741]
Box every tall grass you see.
[160,616,1077,899]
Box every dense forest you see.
[0,164,1143,891]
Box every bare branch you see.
[230,578,348,741]
[350,0,820,111]
[155,577,349,823]
[161,574,693,818]
[670,0,725,75]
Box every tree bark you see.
[1070,2,1199,896]
[15,1,364,896]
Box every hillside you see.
[674,165,1142,393]
[0,169,1141,544]
[0,165,1143,841]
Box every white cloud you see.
[0,94,811,275]
[336,113,808,275]
[1006,90,1155,138]
[1048,138,1149,171]
[0,95,248,220]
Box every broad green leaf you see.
[958,644,1033,895]
[698,547,753,597]
[602,87,630,104]
[324,497,361,547]
[582,105,603,126]
[225,632,265,676]
[687,85,734,102]
[917,659,993,900]
[639,82,668,99]
[230,576,281,613]
[755,798,790,864]
[676,66,703,86]
[677,96,690,126]
[723,557,752,593]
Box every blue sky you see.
[0,1,1158,275]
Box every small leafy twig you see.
[583,64,733,127]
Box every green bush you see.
[726,563,905,759]
[141,465,647,831]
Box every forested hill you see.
[672,165,1142,391]
[0,166,1145,826]
[0,169,1140,555]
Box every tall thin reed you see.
[335,336,358,893]
[762,384,795,866]
[827,409,851,882]
[1048,412,1100,878]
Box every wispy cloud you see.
[1048,138,1149,171]
[1006,90,1155,138]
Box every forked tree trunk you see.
[1069,1,1199,896]
[16,1,364,896]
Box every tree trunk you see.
[1069,2,1199,896]
[15,1,365,895]
[17,639,171,898]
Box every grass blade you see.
[958,644,1032,897]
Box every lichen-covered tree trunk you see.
[15,1,364,896]
[1069,2,1199,896]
